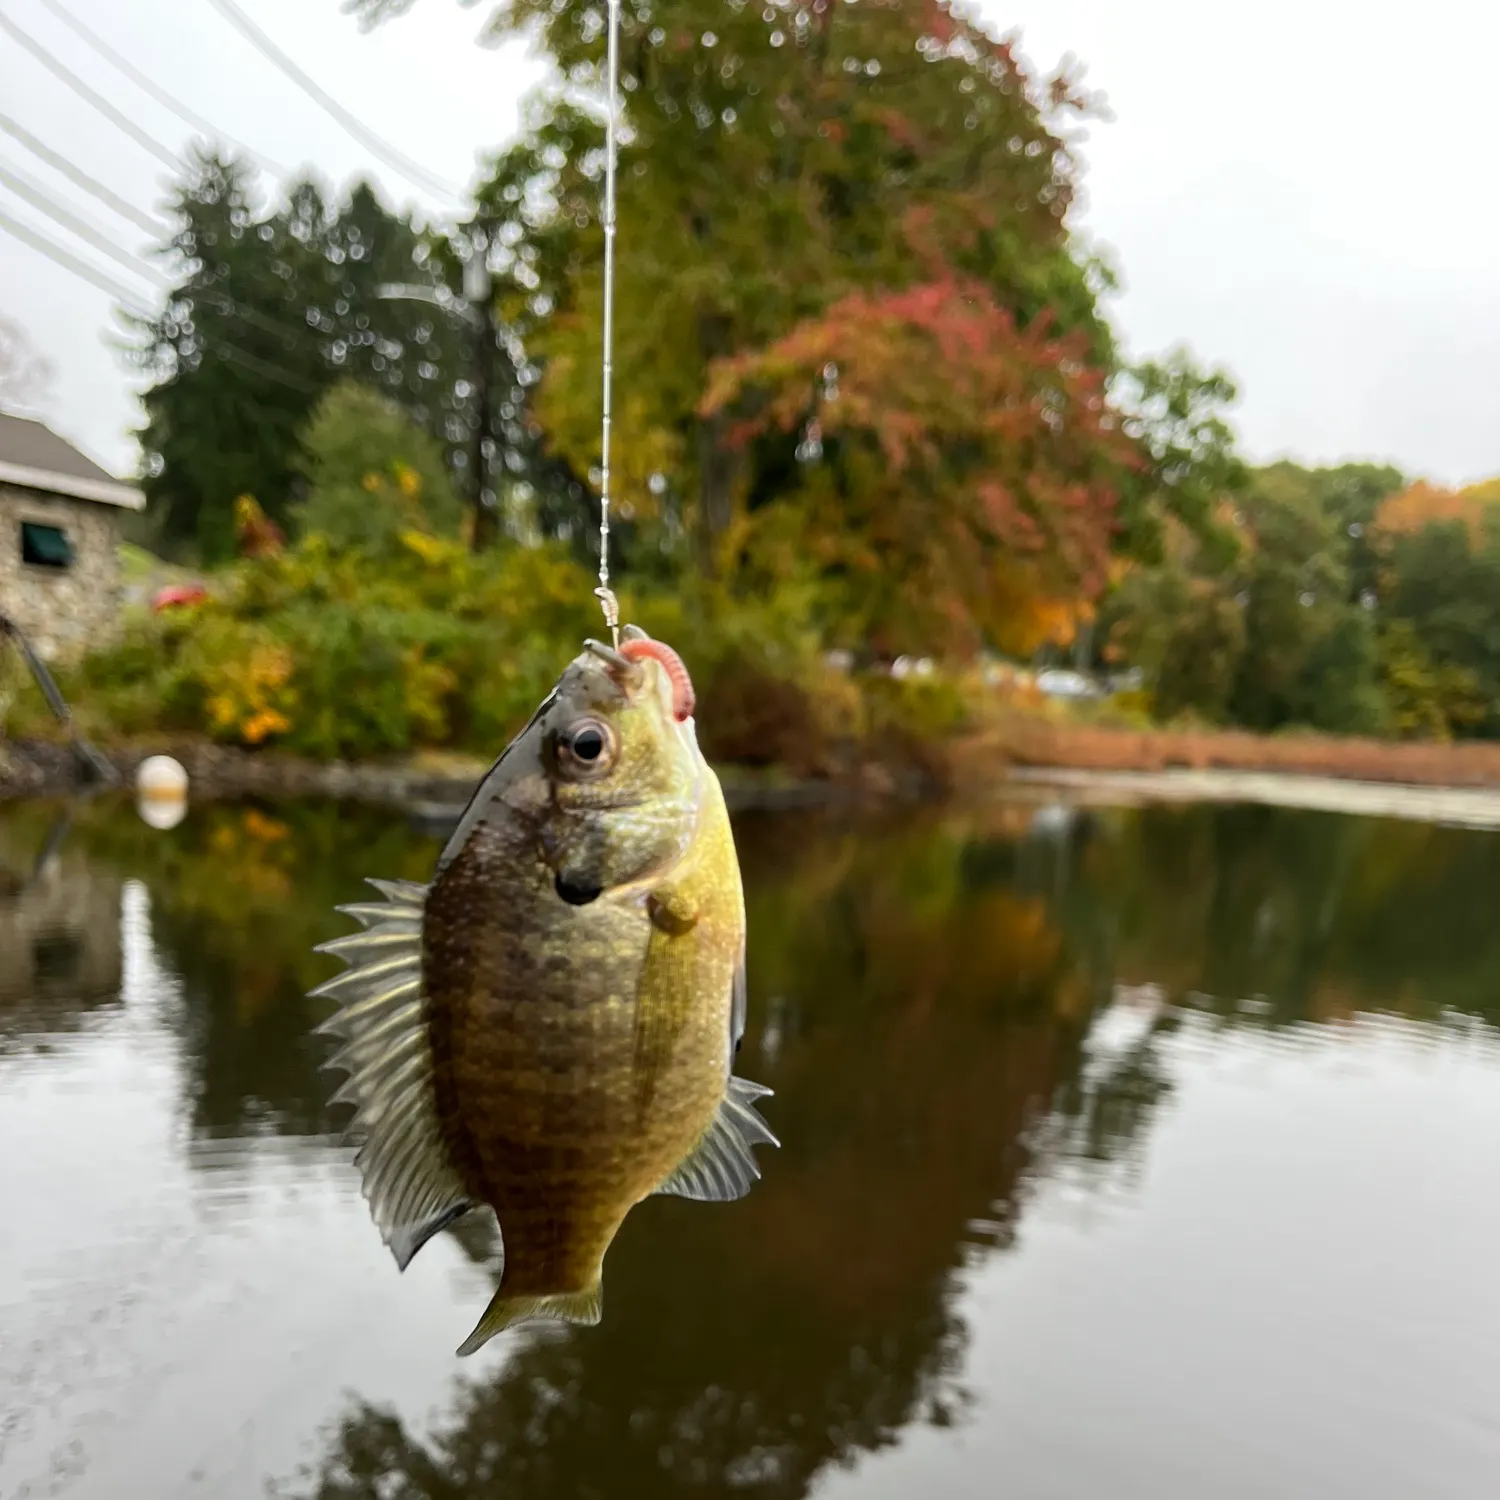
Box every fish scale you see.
[310,627,777,1356]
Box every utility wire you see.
[0,202,152,309]
[0,207,322,395]
[0,12,182,171]
[33,0,290,178]
[0,154,299,347]
[0,110,165,235]
[0,133,416,369]
[202,338,318,392]
[0,125,317,350]
[192,287,312,347]
[0,155,168,285]
[203,0,462,202]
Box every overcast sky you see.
[0,0,1495,488]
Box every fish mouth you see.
[553,792,650,813]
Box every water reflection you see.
[2,793,1499,1499]
[0,803,122,1052]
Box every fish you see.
[311,624,776,1356]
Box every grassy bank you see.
[12,705,1500,811]
[942,714,1500,790]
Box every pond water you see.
[2,791,1499,1500]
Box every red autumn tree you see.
[701,271,1141,657]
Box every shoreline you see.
[8,716,1500,818]
[0,736,936,813]
[954,715,1500,789]
[1003,767,1500,830]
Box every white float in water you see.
[136,755,188,800]
[135,755,188,829]
[137,794,187,830]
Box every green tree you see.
[295,381,466,556]
[1376,618,1486,740]
[1112,348,1247,571]
[1107,474,1387,735]
[1228,481,1382,733]
[132,150,334,562]
[1249,460,1406,603]
[132,151,542,564]
[1380,518,1500,737]
[1104,567,1245,723]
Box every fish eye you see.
[572,726,605,761]
[557,717,617,777]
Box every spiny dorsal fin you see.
[653,1075,779,1203]
[312,877,472,1271]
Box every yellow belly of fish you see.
[445,913,730,1295]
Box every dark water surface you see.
[2,792,1499,1500]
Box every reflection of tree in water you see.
[279,808,1121,1500]
[1086,802,1500,1031]
[60,798,439,1142]
[19,787,1497,1498]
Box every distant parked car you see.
[1035,668,1099,700]
[890,655,935,680]
[151,584,209,613]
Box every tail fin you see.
[457,1277,603,1357]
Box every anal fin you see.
[654,1075,779,1203]
[457,1277,603,1357]
[388,1201,472,1274]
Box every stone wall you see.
[0,485,125,661]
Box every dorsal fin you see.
[312,878,473,1270]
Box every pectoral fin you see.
[654,1075,779,1203]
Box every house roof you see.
[0,412,144,511]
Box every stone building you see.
[0,412,143,660]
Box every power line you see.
[203,0,463,202]
[0,206,323,396]
[204,338,318,393]
[0,11,181,171]
[0,111,165,235]
[192,287,310,347]
[0,155,168,286]
[33,0,290,178]
[0,130,413,365]
[0,123,320,350]
[0,202,152,310]
[0,127,327,351]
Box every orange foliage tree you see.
[1374,478,1500,544]
[700,274,1141,658]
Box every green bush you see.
[55,529,1011,770]
[71,533,597,759]
[293,381,466,556]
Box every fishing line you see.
[593,0,622,647]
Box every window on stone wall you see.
[20,522,73,570]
